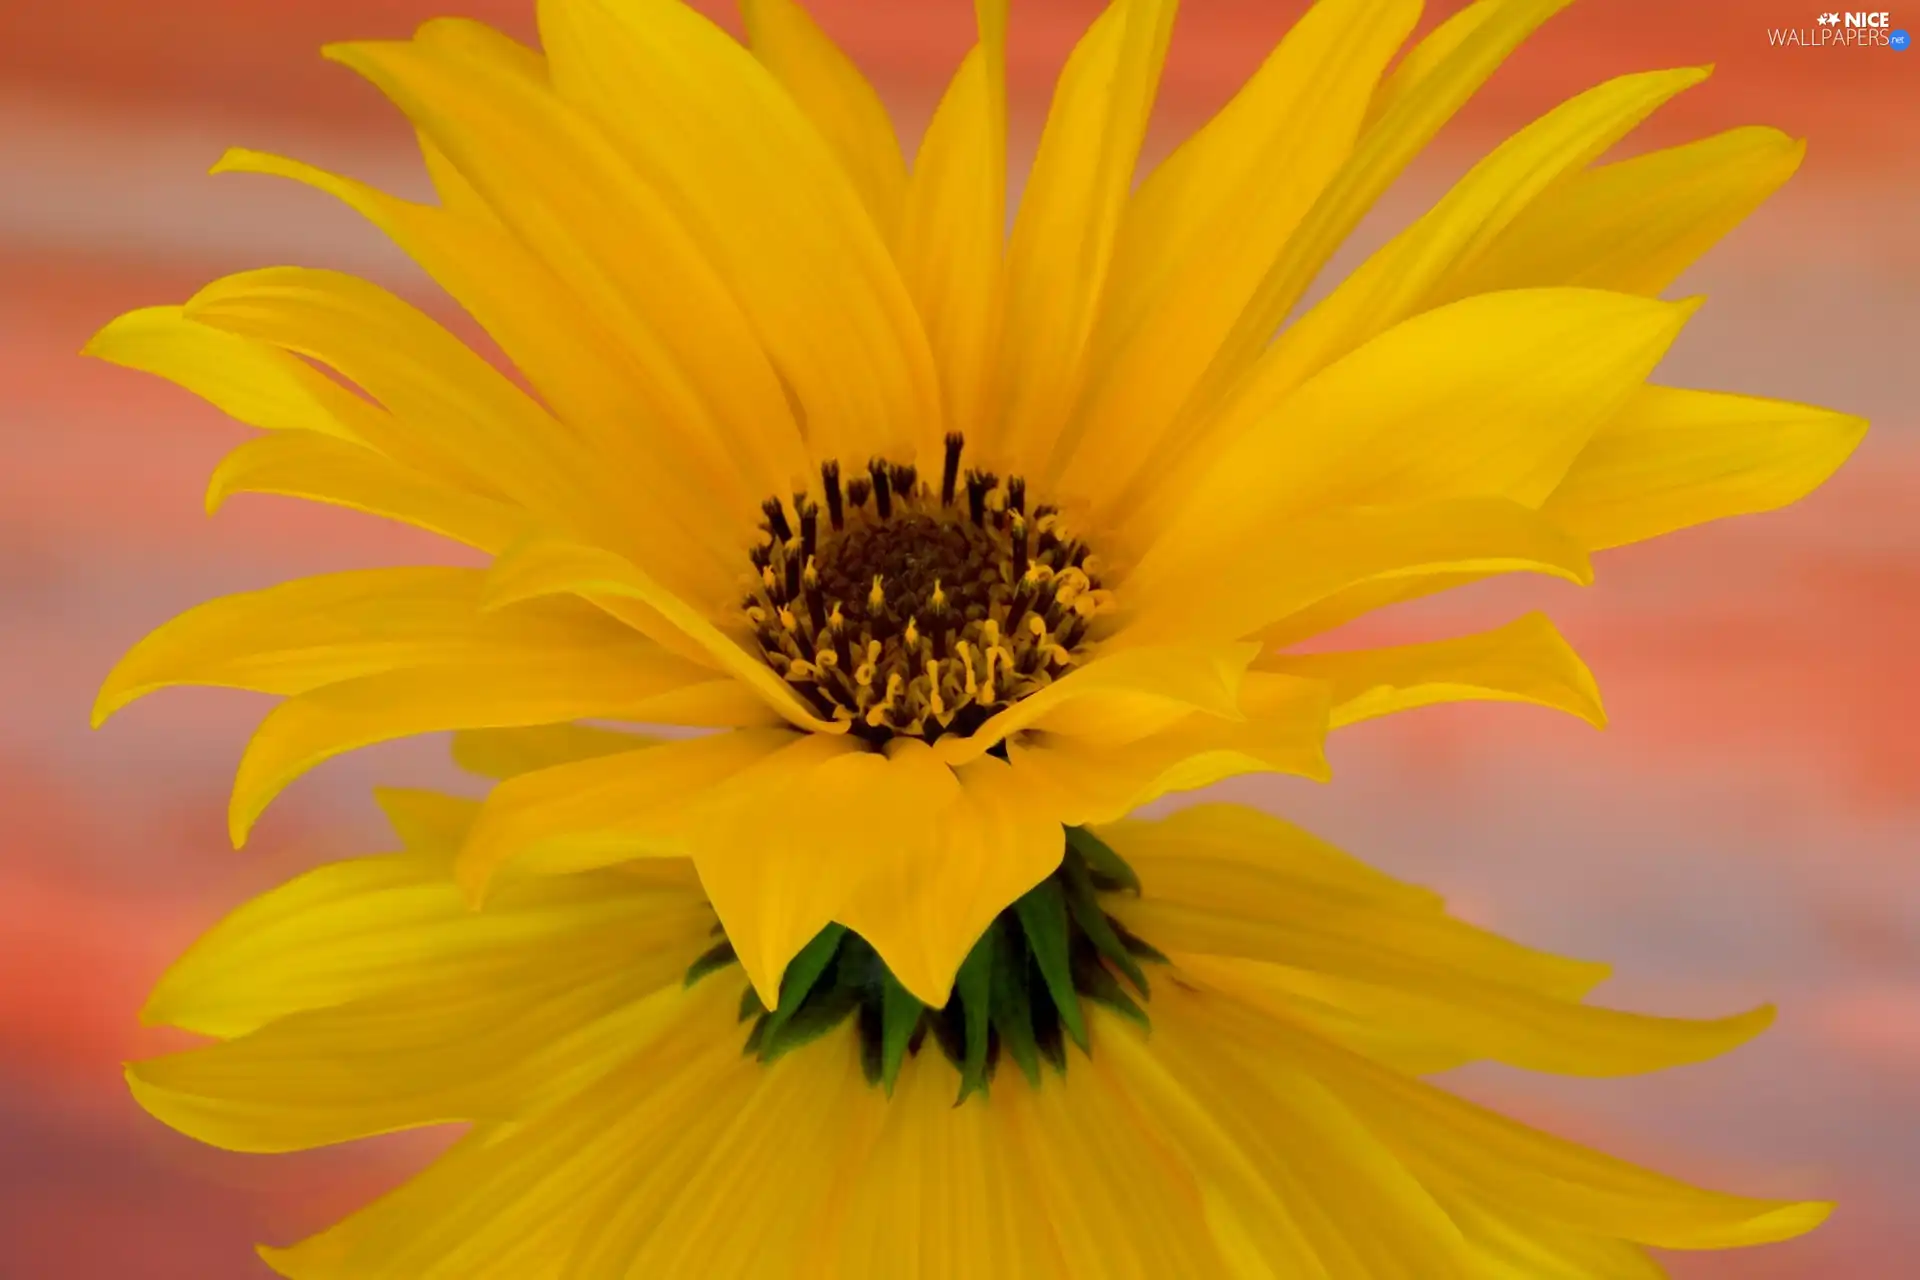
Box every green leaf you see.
[989,919,1041,1087]
[1014,880,1087,1051]
[683,938,738,987]
[761,924,847,1039]
[1062,856,1150,996]
[1066,826,1141,895]
[738,985,766,1023]
[952,923,996,1104]
[758,984,860,1065]
[877,974,924,1095]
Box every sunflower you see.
[93,0,1859,1271]
[131,765,1825,1276]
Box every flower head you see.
[94,0,1860,1268]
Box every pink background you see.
[2,1,1914,1275]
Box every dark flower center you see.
[744,434,1109,743]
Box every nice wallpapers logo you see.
[1769,10,1912,47]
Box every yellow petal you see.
[96,567,616,724]
[1084,1024,1329,1277]
[1363,0,1502,129]
[568,1019,880,1277]
[180,267,629,554]
[1124,497,1593,651]
[983,0,1176,477]
[372,787,482,858]
[1444,1192,1670,1280]
[993,1024,1231,1277]
[1108,809,1608,1000]
[895,0,1008,452]
[1140,288,1697,582]
[1246,1002,1833,1250]
[1174,941,1777,1081]
[1097,802,1448,915]
[83,305,379,445]
[229,639,714,845]
[1125,992,1478,1277]
[1006,674,1332,827]
[213,146,780,559]
[256,981,744,1279]
[678,733,882,1006]
[1439,127,1807,301]
[932,641,1260,766]
[129,909,706,1154]
[740,0,907,238]
[483,535,841,731]
[1187,0,1576,424]
[207,432,524,553]
[1235,67,1709,422]
[450,724,661,780]
[140,852,701,1039]
[830,745,1064,1006]
[831,1046,1061,1279]
[1543,385,1868,551]
[1055,0,1420,509]
[1260,612,1606,730]
[314,29,818,524]
[534,0,939,463]
[453,728,805,899]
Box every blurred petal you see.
[1440,127,1807,301]
[1544,386,1869,550]
[1259,612,1606,729]
[984,0,1176,475]
[740,0,907,238]
[896,0,1008,449]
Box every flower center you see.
[744,434,1110,742]
[684,828,1164,1101]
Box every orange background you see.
[1,1,1915,1275]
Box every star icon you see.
[1819,11,1841,23]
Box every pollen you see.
[744,434,1109,742]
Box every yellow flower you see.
[93,1,1859,1267]
[85,0,1861,1012]
[129,768,1826,1276]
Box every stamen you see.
[822,461,845,532]
[940,433,964,506]
[761,497,793,543]
[868,459,893,519]
[798,499,819,562]
[965,470,995,527]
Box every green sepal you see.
[757,984,861,1065]
[1031,981,1069,1072]
[1065,826,1141,895]
[683,938,738,987]
[762,923,847,1038]
[1108,914,1170,965]
[1014,880,1088,1052]
[737,986,767,1023]
[877,974,925,1095]
[1062,855,1150,996]
[952,922,997,1104]
[1073,950,1149,1031]
[988,919,1042,1087]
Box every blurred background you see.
[1,0,1914,1275]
